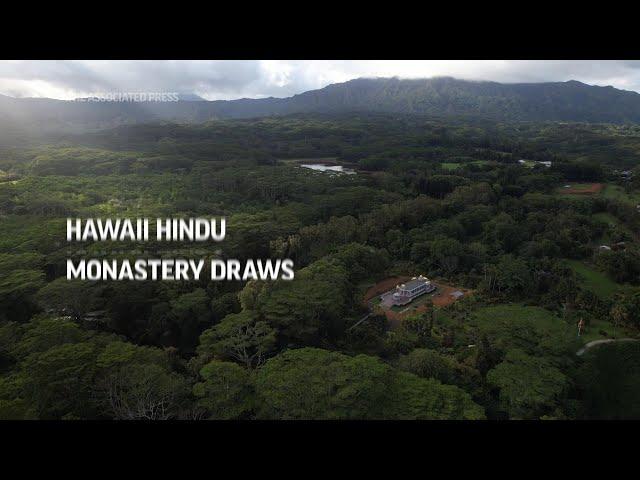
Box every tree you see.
[480,255,532,296]
[0,321,20,370]
[403,305,435,343]
[475,334,501,376]
[487,349,569,419]
[0,373,36,420]
[576,341,640,419]
[0,269,45,323]
[254,347,484,420]
[398,348,455,383]
[35,279,103,321]
[482,213,524,253]
[331,243,390,282]
[92,341,187,420]
[427,236,465,275]
[21,342,98,419]
[609,304,627,339]
[238,279,270,311]
[391,371,485,420]
[254,348,394,420]
[95,340,169,370]
[169,288,214,352]
[96,362,187,420]
[193,360,254,419]
[12,316,83,359]
[418,175,467,199]
[257,258,351,344]
[610,291,640,329]
[595,248,640,284]
[210,291,241,321]
[197,310,276,368]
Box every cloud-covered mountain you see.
[3,77,640,132]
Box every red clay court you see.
[558,183,603,195]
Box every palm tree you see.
[610,304,628,339]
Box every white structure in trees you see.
[390,275,436,306]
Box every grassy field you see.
[592,212,634,243]
[580,317,635,343]
[564,260,637,341]
[469,304,581,352]
[601,184,640,205]
[441,160,490,171]
[593,212,622,225]
[471,304,561,328]
[471,302,634,346]
[566,259,622,299]
[441,163,463,171]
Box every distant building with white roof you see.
[389,275,436,306]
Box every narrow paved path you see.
[348,313,372,331]
[576,338,639,356]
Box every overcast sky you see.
[2,60,640,100]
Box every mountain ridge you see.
[2,77,640,131]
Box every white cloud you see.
[1,60,640,100]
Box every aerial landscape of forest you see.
[1,71,640,421]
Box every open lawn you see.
[469,304,580,352]
[592,212,634,243]
[441,163,463,171]
[470,303,637,347]
[566,260,623,299]
[580,317,635,343]
[441,160,490,171]
[601,184,640,205]
[593,212,623,226]
[565,261,637,341]
[471,304,561,328]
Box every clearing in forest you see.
[601,184,640,205]
[557,183,603,195]
[363,275,412,304]
[364,276,471,325]
[565,259,625,300]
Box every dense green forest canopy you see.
[1,112,640,420]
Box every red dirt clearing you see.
[363,275,411,305]
[431,284,473,307]
[560,183,603,195]
[364,277,472,326]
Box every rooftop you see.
[399,276,430,290]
